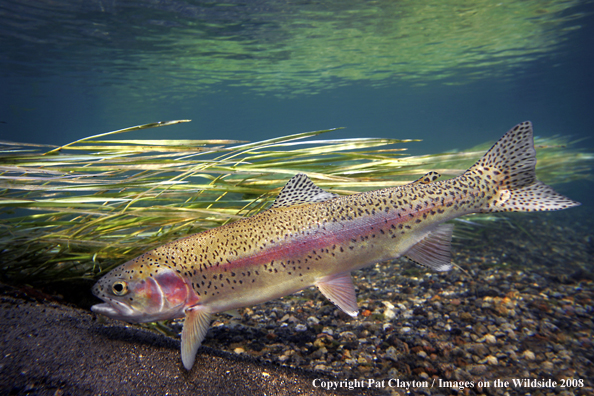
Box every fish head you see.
[91,255,197,323]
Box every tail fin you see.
[465,121,580,212]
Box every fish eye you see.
[112,281,128,296]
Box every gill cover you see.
[91,265,193,323]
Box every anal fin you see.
[405,223,454,272]
[315,272,359,317]
[181,305,212,370]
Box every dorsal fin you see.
[411,171,440,185]
[271,173,338,208]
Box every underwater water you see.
[1,2,593,198]
[1,0,594,395]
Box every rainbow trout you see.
[91,121,580,369]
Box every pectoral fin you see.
[315,272,359,317]
[405,223,454,272]
[181,305,212,370]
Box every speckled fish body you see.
[91,121,580,369]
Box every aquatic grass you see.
[0,120,591,283]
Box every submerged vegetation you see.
[0,120,591,284]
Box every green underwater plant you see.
[0,120,591,284]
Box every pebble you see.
[468,364,487,375]
[471,344,489,357]
[321,327,333,335]
[541,361,554,372]
[459,312,473,322]
[383,301,397,320]
[385,346,400,361]
[522,350,536,360]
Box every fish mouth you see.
[91,299,135,322]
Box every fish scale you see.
[91,121,580,370]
